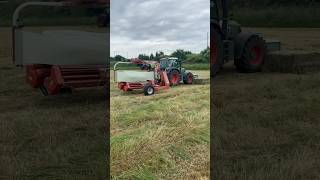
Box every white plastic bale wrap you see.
[116,71,155,82]
[15,30,108,65]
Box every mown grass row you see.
[110,71,210,179]
[213,65,320,179]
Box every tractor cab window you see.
[160,60,167,69]
[168,60,174,67]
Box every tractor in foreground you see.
[211,0,280,76]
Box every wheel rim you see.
[171,72,179,84]
[188,74,193,84]
[147,87,153,94]
[250,46,263,65]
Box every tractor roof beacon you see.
[211,0,281,77]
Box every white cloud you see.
[111,0,209,58]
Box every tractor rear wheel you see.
[168,70,181,86]
[143,84,155,96]
[235,35,266,73]
[183,72,194,84]
[211,27,223,77]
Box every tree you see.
[155,51,165,61]
[199,47,209,63]
[186,54,202,63]
[150,53,154,60]
[114,55,126,61]
[171,49,192,61]
[138,54,150,60]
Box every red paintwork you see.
[210,28,217,66]
[250,46,263,65]
[117,71,170,94]
[44,66,64,95]
[34,65,106,95]
[26,65,51,88]
[187,73,193,84]
[171,73,178,84]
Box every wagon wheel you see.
[143,84,155,96]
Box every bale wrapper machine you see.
[114,60,170,96]
[12,0,109,95]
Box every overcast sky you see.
[110,0,209,58]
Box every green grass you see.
[184,63,209,70]
[232,6,320,28]
[213,63,320,179]
[110,70,210,179]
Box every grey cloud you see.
[111,0,209,57]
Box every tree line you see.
[110,48,209,64]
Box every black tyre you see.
[39,85,48,96]
[143,84,155,96]
[168,70,181,86]
[235,35,267,73]
[211,27,223,77]
[183,72,194,84]
[60,87,73,94]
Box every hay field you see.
[0,27,107,179]
[244,28,320,52]
[213,28,320,179]
[110,70,210,179]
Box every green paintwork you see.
[159,57,194,83]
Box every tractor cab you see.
[159,57,181,71]
[159,57,195,86]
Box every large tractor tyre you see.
[168,70,181,86]
[143,84,155,96]
[211,27,223,77]
[183,72,194,84]
[235,36,267,73]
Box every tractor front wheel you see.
[183,72,194,84]
[168,70,181,86]
[235,35,266,73]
